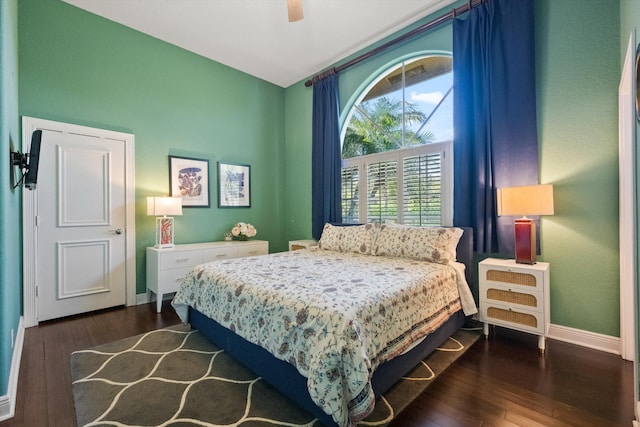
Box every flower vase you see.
[238,235,248,241]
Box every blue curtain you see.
[452,0,539,254]
[311,73,342,240]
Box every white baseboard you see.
[0,317,24,422]
[136,292,174,305]
[0,397,10,421]
[548,323,620,355]
[475,316,621,356]
[136,292,149,305]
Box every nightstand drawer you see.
[480,303,545,335]
[480,264,545,293]
[481,284,542,312]
[159,250,202,270]
[157,267,192,294]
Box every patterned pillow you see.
[318,223,378,255]
[372,224,463,264]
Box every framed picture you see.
[169,155,210,207]
[218,162,250,208]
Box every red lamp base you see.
[514,217,536,264]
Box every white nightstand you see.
[288,239,318,251]
[479,258,550,352]
[146,240,269,312]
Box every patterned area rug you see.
[70,323,480,426]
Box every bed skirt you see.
[188,306,468,426]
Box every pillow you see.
[318,223,378,255]
[372,224,463,264]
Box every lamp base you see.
[155,216,175,250]
[514,218,536,264]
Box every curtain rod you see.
[304,0,482,87]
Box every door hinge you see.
[35,286,38,297]
[35,215,38,227]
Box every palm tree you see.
[342,96,434,159]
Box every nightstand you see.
[479,258,550,352]
[288,239,318,251]
[146,240,268,312]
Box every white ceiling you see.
[61,0,457,88]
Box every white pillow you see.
[373,224,463,264]
[318,223,378,255]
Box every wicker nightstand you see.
[288,239,318,251]
[479,258,550,352]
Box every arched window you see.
[341,55,454,226]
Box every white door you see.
[619,33,637,362]
[36,130,127,321]
[620,32,639,426]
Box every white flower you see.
[231,222,257,239]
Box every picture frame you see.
[169,155,210,207]
[218,162,251,208]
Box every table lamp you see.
[147,196,183,249]
[496,184,554,264]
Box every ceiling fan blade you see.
[287,0,303,22]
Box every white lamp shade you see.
[147,196,183,216]
[497,184,554,217]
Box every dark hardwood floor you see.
[1,301,634,426]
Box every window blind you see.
[341,165,359,223]
[367,160,397,222]
[403,152,442,226]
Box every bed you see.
[172,223,477,427]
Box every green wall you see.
[284,0,622,337]
[0,0,21,396]
[283,82,313,240]
[536,0,620,335]
[621,0,640,58]
[18,0,287,296]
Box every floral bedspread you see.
[172,249,466,427]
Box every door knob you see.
[112,229,124,235]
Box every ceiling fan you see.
[287,0,303,22]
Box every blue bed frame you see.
[187,227,474,426]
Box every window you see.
[341,55,453,226]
